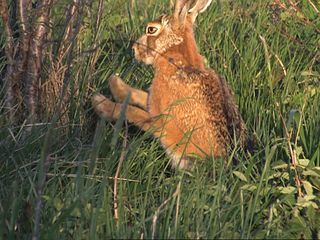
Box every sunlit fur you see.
[92,0,247,170]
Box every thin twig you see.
[25,0,53,123]
[274,54,287,77]
[151,181,181,239]
[15,0,31,113]
[57,0,78,60]
[46,173,140,183]
[0,0,14,61]
[113,120,129,225]
[307,0,319,13]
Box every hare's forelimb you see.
[109,75,148,110]
[92,93,162,137]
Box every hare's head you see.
[133,0,212,68]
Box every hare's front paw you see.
[91,93,116,121]
[109,74,131,102]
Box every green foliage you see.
[1,0,320,239]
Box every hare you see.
[92,0,247,170]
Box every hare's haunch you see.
[92,0,247,170]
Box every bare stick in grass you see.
[57,0,78,60]
[25,0,53,123]
[0,0,16,120]
[12,0,32,117]
[113,120,129,225]
[151,181,181,239]
[108,92,132,224]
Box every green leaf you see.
[241,184,257,191]
[295,146,304,158]
[268,172,289,180]
[302,170,320,177]
[298,159,310,167]
[272,163,288,170]
[233,171,248,182]
[297,196,318,208]
[302,181,313,196]
[53,197,63,211]
[278,186,296,194]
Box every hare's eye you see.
[147,26,158,35]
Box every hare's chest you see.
[148,75,202,117]
[147,79,171,116]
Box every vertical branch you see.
[57,0,78,60]
[0,0,15,120]
[16,0,31,69]
[25,0,53,123]
[15,0,31,114]
[151,181,181,239]
[42,0,83,123]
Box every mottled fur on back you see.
[92,0,247,170]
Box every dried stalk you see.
[0,0,15,120]
[113,121,129,225]
[151,181,181,239]
[43,0,83,124]
[25,0,53,123]
[307,0,319,13]
[2,0,84,124]
[11,0,32,119]
[57,0,78,60]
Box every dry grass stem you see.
[113,121,129,225]
[151,181,181,239]
[46,173,140,183]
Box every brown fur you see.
[92,0,247,170]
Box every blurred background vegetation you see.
[0,0,319,239]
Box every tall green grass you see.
[1,0,319,239]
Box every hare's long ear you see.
[173,0,190,22]
[188,0,213,23]
[174,0,186,18]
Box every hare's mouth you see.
[132,45,143,63]
[132,43,156,65]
